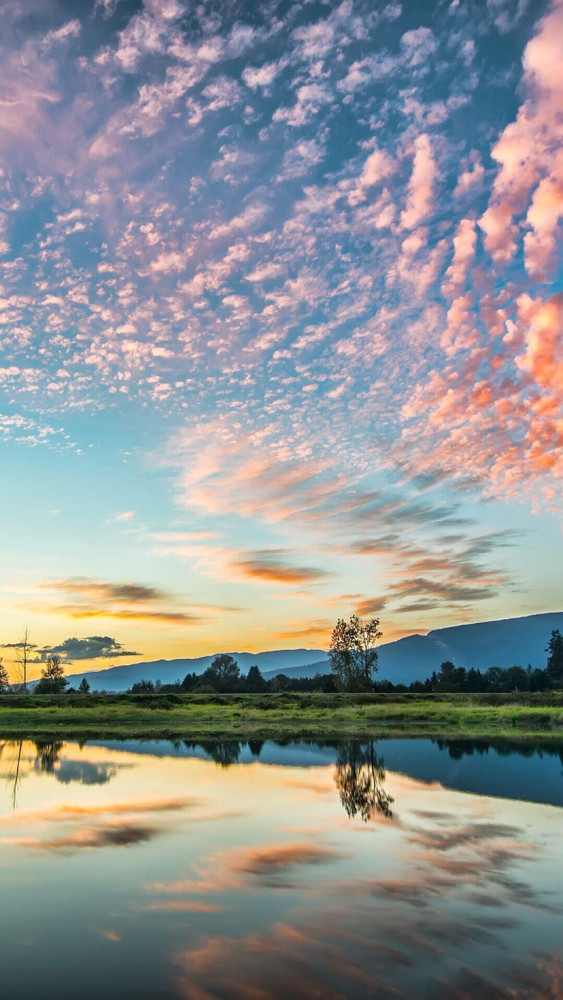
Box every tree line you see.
[1,619,562,696]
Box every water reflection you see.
[197,740,243,768]
[0,739,24,810]
[434,737,563,764]
[181,739,395,820]
[55,759,118,785]
[1,740,119,811]
[335,740,394,820]
[0,738,561,1000]
[34,740,64,773]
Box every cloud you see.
[3,792,198,853]
[45,580,165,603]
[142,900,226,913]
[40,20,82,51]
[400,27,437,68]
[12,823,159,852]
[232,551,331,585]
[242,58,286,91]
[275,620,333,641]
[277,138,326,180]
[0,0,559,641]
[114,510,136,521]
[150,839,346,897]
[273,82,333,127]
[37,578,208,627]
[479,0,563,269]
[348,147,398,205]
[400,134,436,229]
[230,842,347,886]
[454,153,485,198]
[37,636,140,662]
[354,598,387,617]
[55,760,118,785]
[1,641,38,649]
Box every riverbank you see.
[0,691,561,741]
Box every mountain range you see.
[62,611,563,692]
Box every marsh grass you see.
[0,691,561,741]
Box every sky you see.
[0,0,562,679]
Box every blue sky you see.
[0,0,562,676]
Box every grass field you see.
[0,691,561,742]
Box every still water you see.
[0,738,561,999]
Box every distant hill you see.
[63,612,563,691]
[64,648,326,693]
[265,612,563,686]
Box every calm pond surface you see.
[0,738,561,999]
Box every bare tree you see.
[15,626,32,693]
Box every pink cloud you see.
[516,292,563,396]
[479,0,563,272]
[348,147,398,206]
[400,134,436,230]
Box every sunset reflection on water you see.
[0,739,561,999]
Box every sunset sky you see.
[0,0,561,679]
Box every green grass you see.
[0,691,561,742]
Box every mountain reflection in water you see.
[0,737,561,1000]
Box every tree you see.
[500,665,529,692]
[438,660,456,684]
[328,615,382,691]
[207,654,240,692]
[78,678,90,695]
[246,665,267,692]
[546,630,563,686]
[130,679,155,693]
[15,626,33,693]
[485,666,503,692]
[35,655,68,694]
[0,658,10,693]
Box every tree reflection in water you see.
[335,740,394,821]
[34,741,64,774]
[0,740,24,811]
[189,740,242,768]
[3,738,395,822]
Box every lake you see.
[0,737,561,999]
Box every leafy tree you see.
[207,653,240,692]
[329,615,382,691]
[0,658,10,693]
[529,668,547,692]
[246,665,267,692]
[78,678,90,695]
[438,660,456,684]
[485,666,503,691]
[546,630,563,686]
[500,665,529,692]
[465,668,485,692]
[35,655,68,694]
[130,679,155,693]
